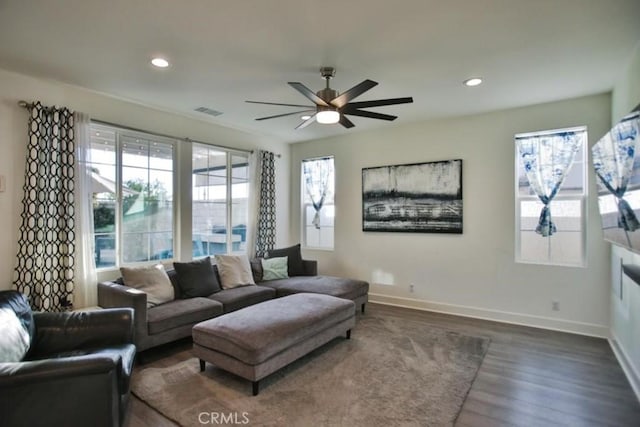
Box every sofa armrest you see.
[30,309,134,357]
[98,281,148,348]
[0,354,118,386]
[0,356,120,427]
[302,259,318,276]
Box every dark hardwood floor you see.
[125,303,640,426]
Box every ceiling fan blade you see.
[295,113,317,130]
[255,109,315,121]
[288,82,329,107]
[345,97,414,109]
[342,109,397,121]
[246,100,313,108]
[330,79,378,108]
[339,115,355,129]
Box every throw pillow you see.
[0,291,33,363]
[261,256,289,281]
[250,258,264,283]
[267,243,304,277]
[215,254,256,289]
[120,264,175,308]
[173,257,221,298]
[0,308,31,363]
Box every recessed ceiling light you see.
[463,77,483,87]
[301,115,312,120]
[151,57,169,68]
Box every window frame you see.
[90,123,178,270]
[514,126,588,267]
[191,142,250,258]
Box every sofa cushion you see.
[267,244,304,277]
[173,257,222,298]
[120,264,174,308]
[261,256,289,281]
[147,298,223,335]
[215,254,256,289]
[261,275,369,301]
[207,286,276,313]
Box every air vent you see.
[194,107,223,117]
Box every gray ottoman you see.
[192,293,355,395]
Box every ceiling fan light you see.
[316,110,340,124]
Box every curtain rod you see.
[18,100,56,112]
[18,100,281,158]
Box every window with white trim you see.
[90,124,175,268]
[302,156,335,249]
[515,127,587,266]
[191,144,249,257]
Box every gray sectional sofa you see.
[98,257,369,353]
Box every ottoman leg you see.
[252,381,260,396]
[199,359,206,372]
[346,329,351,339]
[361,303,366,314]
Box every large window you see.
[302,156,335,249]
[90,124,175,268]
[192,144,249,257]
[515,127,587,266]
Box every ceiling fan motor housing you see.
[317,88,338,104]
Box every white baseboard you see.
[368,293,609,338]
[609,333,640,402]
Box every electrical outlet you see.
[409,284,415,293]
[552,301,560,311]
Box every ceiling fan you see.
[246,67,413,130]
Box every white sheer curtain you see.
[245,150,260,258]
[302,157,333,229]
[73,112,98,308]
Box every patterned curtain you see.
[592,112,640,233]
[516,131,583,237]
[13,102,76,311]
[303,157,334,229]
[255,150,276,257]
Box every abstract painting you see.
[362,159,462,233]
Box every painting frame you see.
[362,159,463,233]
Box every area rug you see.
[131,311,489,427]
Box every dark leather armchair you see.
[0,291,136,427]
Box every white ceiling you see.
[0,0,639,143]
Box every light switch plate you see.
[0,175,5,192]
